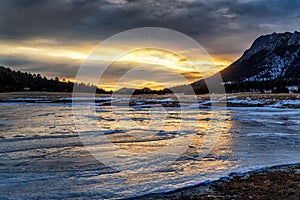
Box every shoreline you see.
[133,163,300,200]
[0,92,300,108]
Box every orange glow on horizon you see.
[0,38,233,90]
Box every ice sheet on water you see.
[59,97,112,101]
[0,99,300,199]
[145,98,176,103]
[38,112,56,117]
[247,132,297,137]
[271,99,300,107]
[246,110,300,116]
[227,99,264,105]
[10,97,47,101]
[80,130,127,137]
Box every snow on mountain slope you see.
[221,31,300,82]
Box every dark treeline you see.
[116,79,300,95]
[224,79,300,93]
[132,88,174,95]
[171,78,300,94]
[0,66,111,93]
[1,66,299,94]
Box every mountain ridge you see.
[221,31,300,82]
[175,31,300,94]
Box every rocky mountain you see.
[221,31,300,82]
[171,31,300,94]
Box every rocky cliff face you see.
[221,31,300,82]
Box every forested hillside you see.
[0,66,109,93]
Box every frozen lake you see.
[0,94,299,199]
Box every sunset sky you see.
[0,0,299,90]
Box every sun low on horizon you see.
[0,38,231,91]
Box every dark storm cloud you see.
[1,0,299,42]
[0,0,299,78]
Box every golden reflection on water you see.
[74,98,236,173]
[97,107,233,161]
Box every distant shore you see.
[135,163,300,200]
[0,92,300,108]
